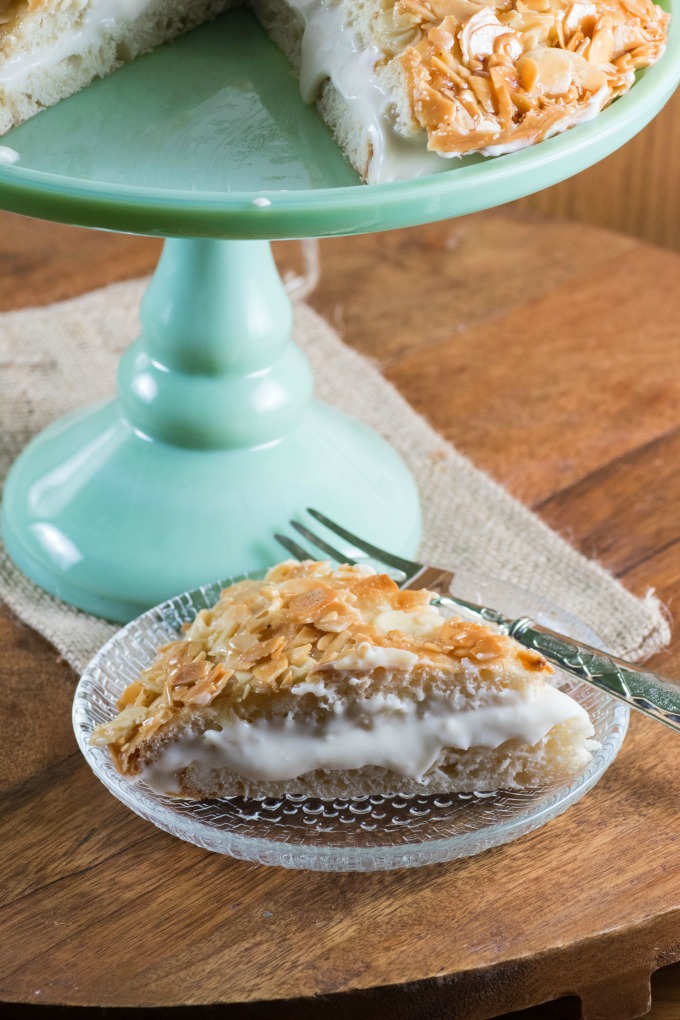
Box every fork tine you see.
[291,521,357,565]
[274,534,313,561]
[306,508,421,577]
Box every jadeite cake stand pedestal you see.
[0,7,678,623]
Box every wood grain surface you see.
[521,88,680,252]
[0,209,679,1020]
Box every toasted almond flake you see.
[291,643,313,666]
[564,2,598,37]
[117,682,143,709]
[468,73,495,111]
[588,24,615,62]
[517,53,540,90]
[489,64,515,119]
[236,635,286,667]
[430,51,456,76]
[429,26,455,49]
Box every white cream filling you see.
[374,608,444,635]
[0,0,154,86]
[332,643,421,671]
[139,683,591,794]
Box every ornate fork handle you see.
[509,619,680,734]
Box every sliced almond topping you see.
[587,23,615,63]
[460,9,514,64]
[416,81,457,126]
[489,64,516,120]
[563,2,598,39]
[173,664,232,705]
[398,0,667,156]
[291,643,313,667]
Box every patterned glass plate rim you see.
[73,567,629,871]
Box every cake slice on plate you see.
[0,0,670,181]
[91,560,595,799]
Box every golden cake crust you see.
[91,560,553,776]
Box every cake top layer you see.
[91,560,553,772]
[394,0,669,155]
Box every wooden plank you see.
[308,212,636,364]
[0,604,75,794]
[0,213,160,312]
[519,90,680,253]
[537,429,680,578]
[385,244,680,505]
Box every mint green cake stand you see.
[1,6,678,622]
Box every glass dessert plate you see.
[73,566,629,871]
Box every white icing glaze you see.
[0,0,153,86]
[374,608,443,636]
[139,684,591,793]
[289,0,452,183]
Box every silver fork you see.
[276,508,680,736]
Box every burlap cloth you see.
[0,278,670,674]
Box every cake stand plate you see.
[1,6,678,237]
[0,5,678,621]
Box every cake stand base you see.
[2,400,420,623]
[1,238,421,622]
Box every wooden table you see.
[1,210,679,1020]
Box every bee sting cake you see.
[91,560,596,799]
